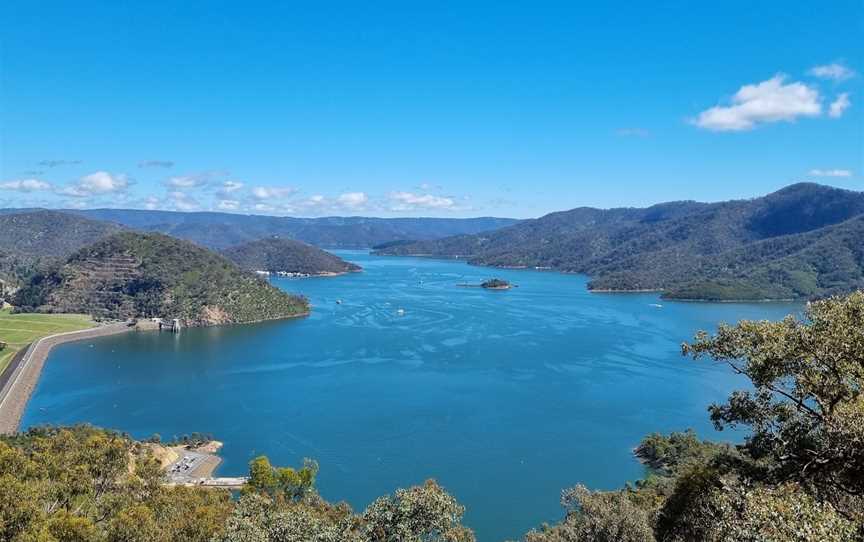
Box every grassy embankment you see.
[0,307,94,373]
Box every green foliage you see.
[246,456,319,503]
[0,425,233,542]
[682,292,864,514]
[222,237,361,275]
[635,430,734,476]
[361,479,475,542]
[521,485,655,542]
[481,278,511,289]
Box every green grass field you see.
[0,307,94,374]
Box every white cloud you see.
[693,75,822,131]
[828,92,851,118]
[251,186,298,200]
[337,192,368,209]
[143,196,161,210]
[167,174,209,189]
[388,191,456,211]
[59,171,130,197]
[217,199,240,211]
[0,178,53,192]
[808,168,852,178]
[808,62,855,81]
[219,180,244,194]
[167,191,199,211]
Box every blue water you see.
[23,251,801,541]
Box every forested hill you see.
[0,210,124,260]
[0,211,125,288]
[222,237,361,275]
[375,183,864,301]
[65,209,518,250]
[14,232,309,325]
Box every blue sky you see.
[1,1,862,218]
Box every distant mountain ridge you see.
[14,232,309,325]
[222,237,361,275]
[56,209,519,250]
[375,183,864,301]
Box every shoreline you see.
[0,322,133,434]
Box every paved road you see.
[0,323,132,434]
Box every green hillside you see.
[221,237,361,275]
[0,211,125,289]
[376,183,864,300]
[13,232,309,326]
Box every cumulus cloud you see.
[143,196,161,210]
[829,93,851,118]
[139,160,174,168]
[217,180,245,197]
[167,191,199,211]
[388,191,456,211]
[808,168,852,178]
[693,75,822,131]
[337,192,368,209]
[38,159,81,168]
[0,178,53,192]
[59,171,130,197]
[251,186,298,200]
[167,174,209,189]
[808,62,856,81]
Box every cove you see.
[22,251,801,541]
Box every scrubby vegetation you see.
[0,211,125,290]
[221,237,361,275]
[3,292,863,540]
[0,425,475,542]
[376,183,864,301]
[13,232,309,326]
[481,278,511,289]
[520,291,864,541]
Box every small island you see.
[481,278,512,290]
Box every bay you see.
[22,250,801,541]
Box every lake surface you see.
[23,251,801,541]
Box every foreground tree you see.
[655,292,864,540]
[520,485,655,542]
[682,292,864,514]
[0,425,233,542]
